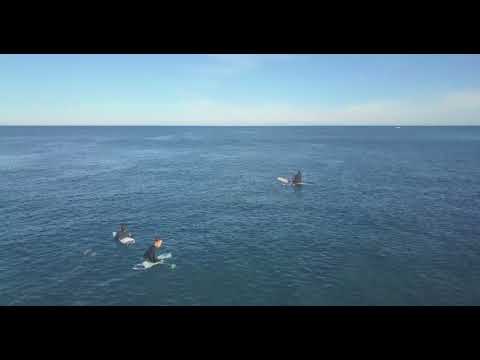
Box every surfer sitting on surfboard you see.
[144,237,163,263]
[291,170,302,185]
[115,224,132,242]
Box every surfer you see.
[115,223,132,242]
[291,170,302,185]
[115,224,132,242]
[143,237,163,263]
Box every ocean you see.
[1,126,480,305]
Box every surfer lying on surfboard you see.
[144,237,163,263]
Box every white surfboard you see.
[113,232,135,245]
[119,237,135,245]
[132,253,173,270]
[143,260,163,269]
[277,177,308,186]
[157,252,172,260]
[133,260,163,270]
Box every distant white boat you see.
[395,126,401,129]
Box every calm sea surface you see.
[1,126,480,305]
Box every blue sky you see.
[1,54,480,125]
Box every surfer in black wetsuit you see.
[291,170,302,185]
[144,237,163,263]
[115,224,132,242]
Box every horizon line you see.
[2,124,480,127]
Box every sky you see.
[1,54,480,125]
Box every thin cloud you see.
[3,89,480,126]
[167,89,480,125]
[442,90,480,109]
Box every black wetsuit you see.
[144,245,158,263]
[293,172,302,184]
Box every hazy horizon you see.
[2,54,480,126]
[2,124,480,127]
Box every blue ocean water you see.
[1,126,480,305]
